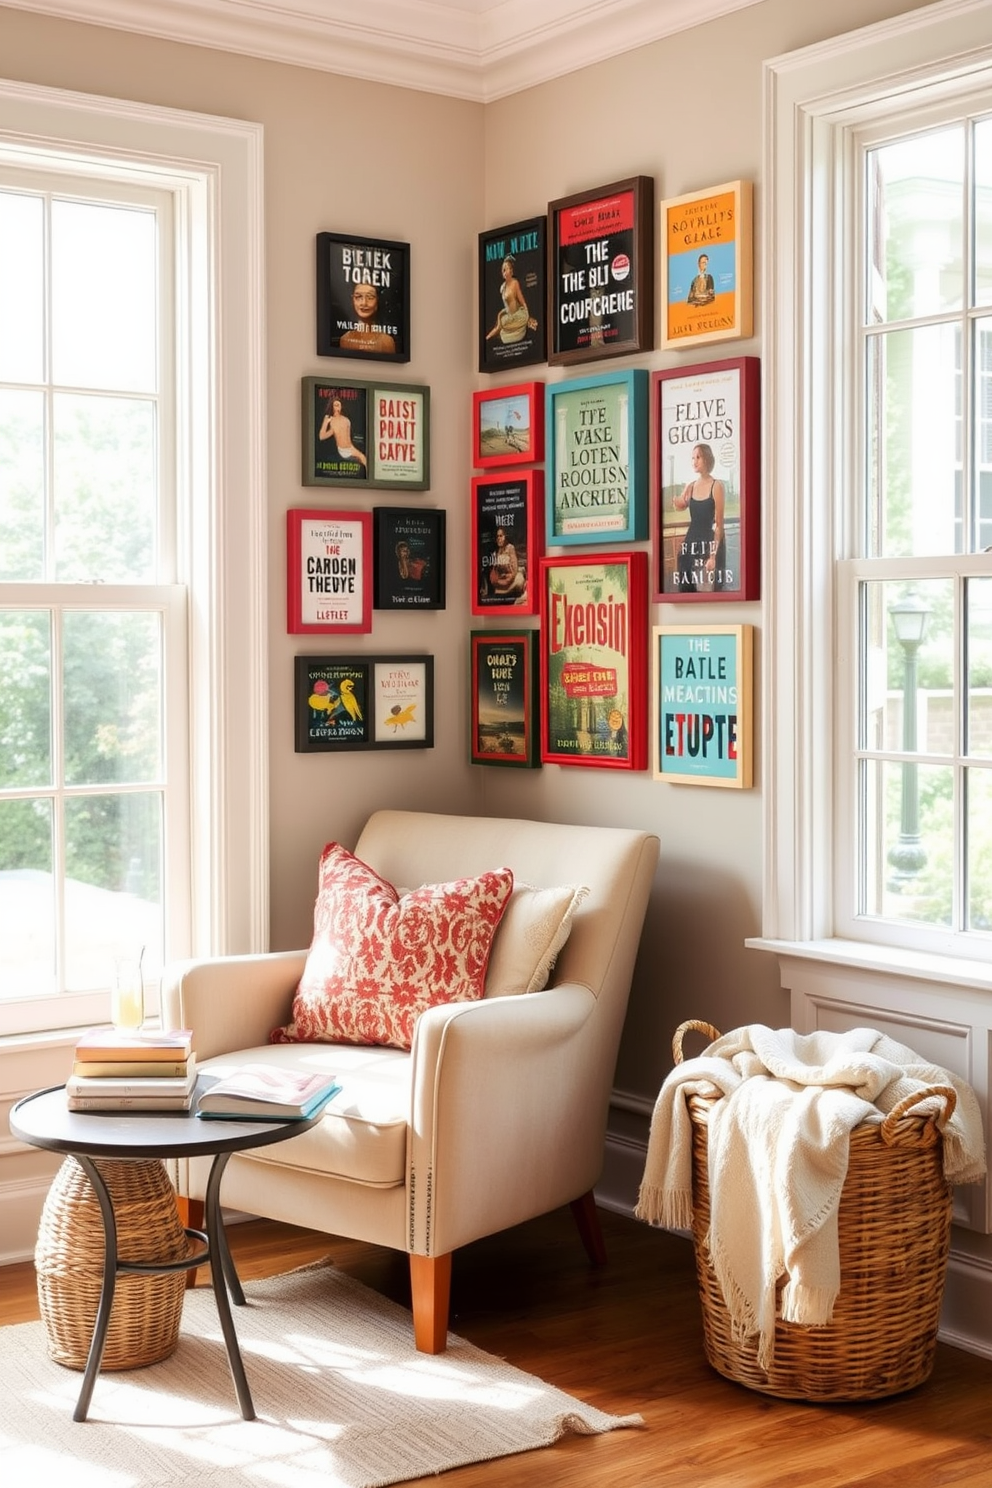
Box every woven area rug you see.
[0,1260,642,1487]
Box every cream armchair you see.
[162,809,658,1352]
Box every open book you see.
[196,1065,340,1121]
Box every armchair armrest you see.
[407,981,603,1255]
[161,951,307,1061]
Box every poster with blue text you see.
[653,624,752,787]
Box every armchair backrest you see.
[354,809,659,1009]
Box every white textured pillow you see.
[484,882,589,998]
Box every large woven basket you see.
[675,1020,955,1401]
[35,1156,191,1371]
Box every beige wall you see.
[0,0,934,1112]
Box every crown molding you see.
[1,0,762,101]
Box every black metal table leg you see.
[70,1156,118,1422]
[204,1149,255,1419]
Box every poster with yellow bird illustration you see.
[294,654,433,752]
[371,656,433,748]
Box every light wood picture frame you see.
[659,180,753,351]
[652,623,753,787]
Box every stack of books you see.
[66,1027,197,1112]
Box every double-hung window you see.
[762,2,992,975]
[0,172,188,1035]
[0,83,267,1041]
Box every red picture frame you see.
[470,469,543,617]
[651,356,760,604]
[286,507,373,635]
[472,381,544,469]
[539,550,648,771]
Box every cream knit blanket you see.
[635,1025,986,1370]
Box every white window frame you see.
[0,79,268,1039]
[754,0,992,989]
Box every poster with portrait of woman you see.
[478,217,547,372]
[316,232,410,363]
[651,357,760,604]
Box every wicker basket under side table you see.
[35,1155,191,1371]
[675,1019,956,1402]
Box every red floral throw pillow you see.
[271,843,514,1051]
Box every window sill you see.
[746,936,992,996]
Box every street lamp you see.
[887,594,930,891]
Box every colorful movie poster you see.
[541,554,647,770]
[311,382,369,482]
[471,634,534,765]
[655,626,752,787]
[479,217,546,372]
[475,478,529,608]
[317,233,409,362]
[657,362,743,596]
[662,184,748,347]
[553,187,638,358]
[300,660,369,749]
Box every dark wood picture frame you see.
[302,377,430,491]
[539,550,648,771]
[472,381,544,469]
[470,629,541,768]
[294,654,434,752]
[471,469,543,617]
[651,356,760,602]
[316,231,410,363]
[478,216,547,372]
[548,175,654,367]
[373,506,446,610]
[286,507,372,635]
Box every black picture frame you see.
[478,216,547,373]
[295,654,434,752]
[470,629,541,768]
[316,232,410,364]
[547,176,654,367]
[373,507,446,610]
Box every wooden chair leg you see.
[570,1188,607,1266]
[409,1251,452,1354]
[176,1195,205,1289]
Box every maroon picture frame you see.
[651,356,760,604]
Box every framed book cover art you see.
[652,357,760,602]
[368,382,430,489]
[471,470,543,617]
[478,217,547,373]
[316,231,410,363]
[302,377,371,487]
[652,624,753,788]
[470,629,541,768]
[303,377,430,490]
[548,175,654,367]
[546,369,648,546]
[295,656,371,752]
[370,656,434,748]
[472,381,544,468]
[659,180,753,350]
[539,551,648,771]
[373,506,445,610]
[286,508,372,635]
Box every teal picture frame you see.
[545,368,648,547]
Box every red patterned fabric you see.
[271,843,514,1050]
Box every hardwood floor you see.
[4,1206,992,1486]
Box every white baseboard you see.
[600,1100,992,1363]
